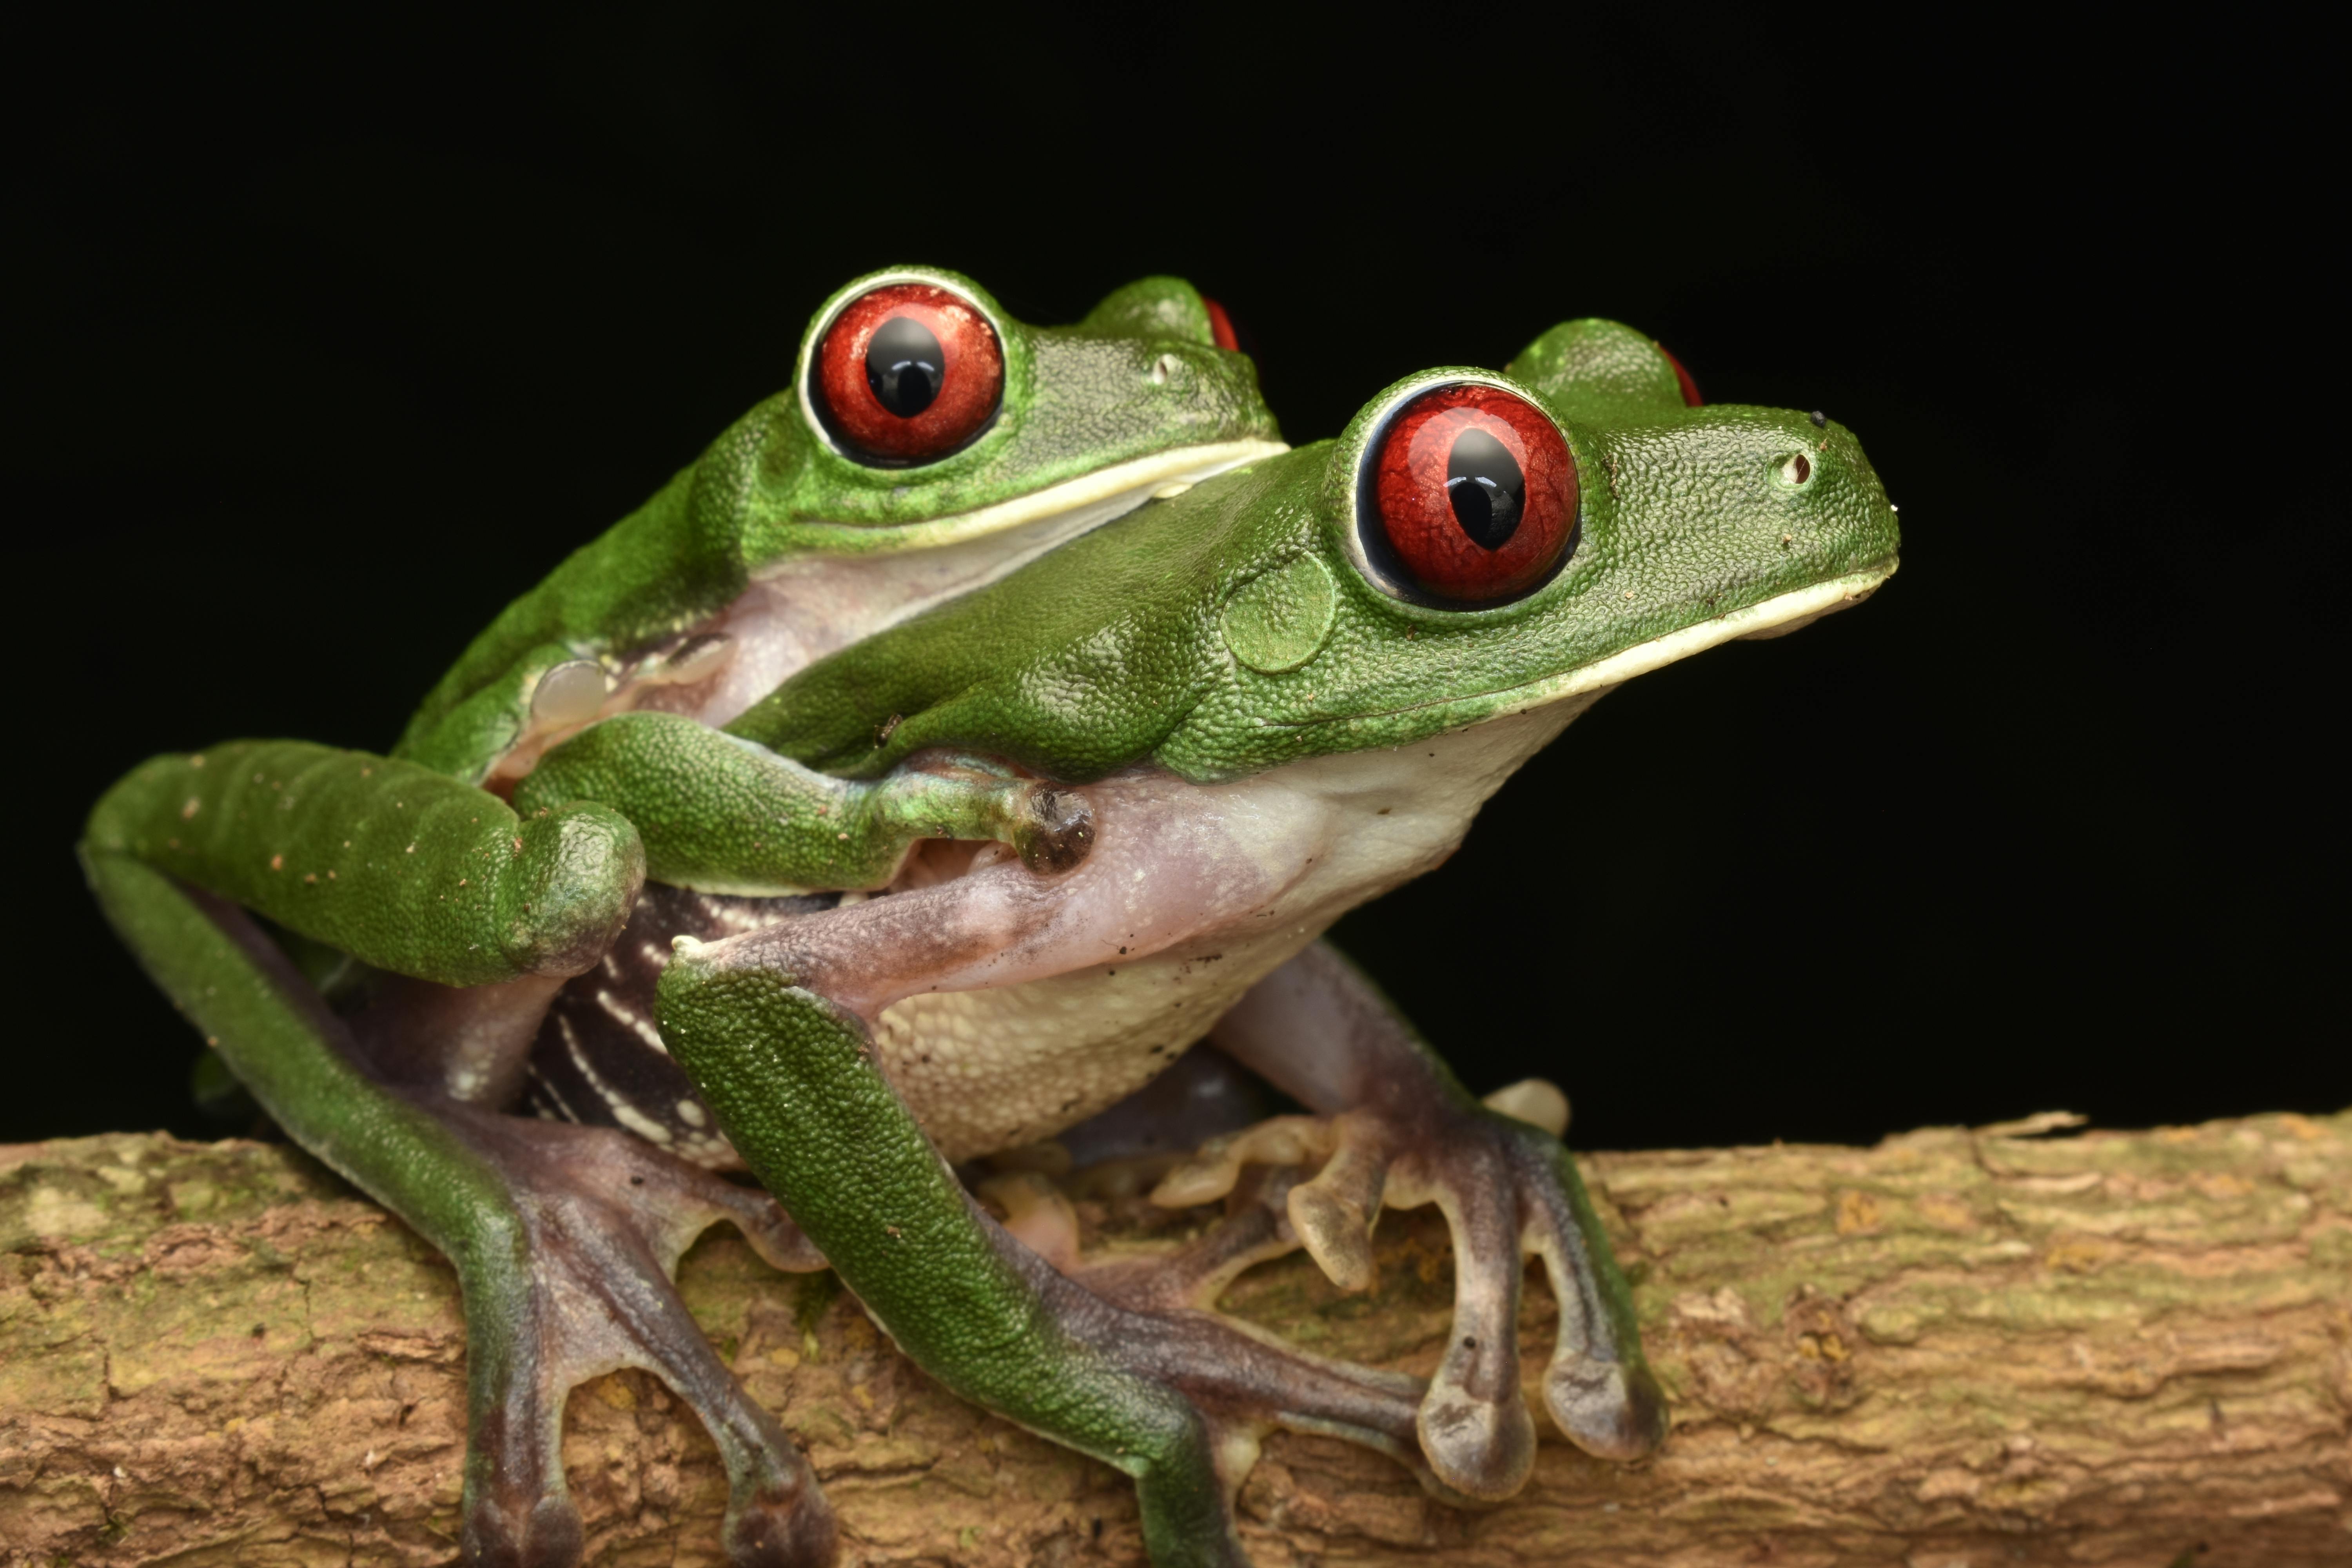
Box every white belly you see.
[865,699,1598,1161]
[875,925,1313,1161]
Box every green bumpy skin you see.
[395,269,1281,785]
[515,712,1091,895]
[728,360,1897,784]
[87,741,643,985]
[1507,316,1695,419]
[655,949,1234,1566]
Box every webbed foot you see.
[1188,945,1670,1500]
[984,1158,1310,1315]
[423,1105,838,1567]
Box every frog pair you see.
[84,266,1899,1566]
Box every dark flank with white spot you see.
[524,883,837,1167]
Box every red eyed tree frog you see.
[85,265,1898,1567]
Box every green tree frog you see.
[84,265,1898,1568]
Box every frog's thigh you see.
[80,848,838,1568]
[87,740,645,988]
[658,929,1434,1568]
[1199,940,1669,1488]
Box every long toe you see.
[1418,1396,1538,1500]
[1549,1356,1670,1461]
[464,1489,586,1568]
[723,1477,840,1568]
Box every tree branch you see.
[4,1111,2346,1566]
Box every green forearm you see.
[516,713,1089,894]
[86,740,642,986]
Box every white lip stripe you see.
[1548,564,1895,698]
[1367,563,1898,726]
[753,438,1289,563]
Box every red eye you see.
[814,283,1004,463]
[1656,343,1704,407]
[1365,383,1578,604]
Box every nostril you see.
[1150,352,1181,386]
[1777,452,1813,487]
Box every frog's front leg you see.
[515,711,1094,892]
[83,743,839,1566]
[655,878,1436,1568]
[1157,941,1669,1497]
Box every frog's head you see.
[394,267,1287,784]
[729,265,1286,561]
[734,319,1899,784]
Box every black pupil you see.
[866,316,945,417]
[1445,427,1525,550]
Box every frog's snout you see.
[1748,412,1902,591]
[1015,784,1096,875]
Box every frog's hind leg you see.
[423,1104,833,1568]
[659,933,1440,1568]
[81,851,838,1568]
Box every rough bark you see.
[2,1111,2346,1568]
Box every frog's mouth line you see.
[776,438,1290,559]
[1352,560,1900,728]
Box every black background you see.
[9,12,2337,1151]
